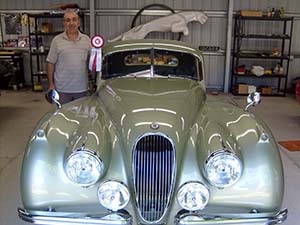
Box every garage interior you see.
[1,0,300,225]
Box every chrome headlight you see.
[98,180,130,211]
[65,149,104,186]
[177,182,209,211]
[205,150,242,188]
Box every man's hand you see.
[47,84,55,92]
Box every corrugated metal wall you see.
[95,0,228,89]
[1,0,300,90]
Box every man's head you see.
[63,10,80,33]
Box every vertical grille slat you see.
[133,134,175,223]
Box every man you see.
[46,10,91,104]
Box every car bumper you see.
[175,208,288,225]
[18,207,287,225]
[18,208,132,225]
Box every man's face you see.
[63,12,80,32]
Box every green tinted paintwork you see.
[20,39,284,224]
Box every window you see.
[102,48,202,81]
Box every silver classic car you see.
[18,39,287,225]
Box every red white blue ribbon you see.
[89,35,104,72]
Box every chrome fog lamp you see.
[177,182,209,211]
[98,180,130,211]
[65,150,104,186]
[205,150,242,188]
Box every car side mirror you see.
[45,89,61,109]
[245,92,261,111]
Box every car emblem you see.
[150,122,160,130]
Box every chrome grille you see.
[133,133,175,222]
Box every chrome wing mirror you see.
[245,92,261,111]
[45,89,61,109]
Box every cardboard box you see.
[261,87,272,95]
[238,84,248,94]
[41,22,53,33]
[240,10,263,17]
[248,85,257,93]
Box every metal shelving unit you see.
[231,15,294,96]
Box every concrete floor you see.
[0,89,300,225]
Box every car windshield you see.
[102,49,203,81]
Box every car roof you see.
[103,39,203,60]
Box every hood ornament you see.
[150,122,160,130]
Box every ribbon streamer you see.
[89,48,102,72]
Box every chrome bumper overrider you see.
[18,208,132,225]
[18,207,287,225]
[175,208,288,225]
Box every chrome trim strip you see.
[18,208,132,225]
[175,208,288,225]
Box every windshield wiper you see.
[125,69,152,77]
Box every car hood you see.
[40,77,262,161]
[97,77,206,144]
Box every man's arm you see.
[47,62,55,90]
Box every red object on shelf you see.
[296,80,300,104]
[236,66,245,74]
